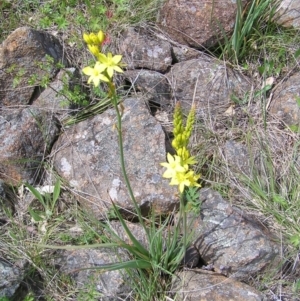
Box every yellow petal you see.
[82,66,94,76]
[94,62,106,73]
[162,170,174,179]
[170,176,179,186]
[160,162,169,168]
[113,66,124,73]
[99,74,110,82]
[112,55,122,64]
[93,76,100,87]
[167,153,174,163]
[97,52,107,63]
[179,183,185,193]
[107,67,114,79]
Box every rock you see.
[191,188,280,281]
[107,220,149,249]
[0,107,60,185]
[53,248,131,301]
[0,180,16,224]
[158,0,250,49]
[53,97,178,219]
[0,259,27,298]
[171,270,264,301]
[223,140,251,175]
[33,68,82,121]
[270,72,300,127]
[124,70,171,107]
[171,45,202,63]
[166,56,252,122]
[0,27,66,106]
[119,27,172,72]
[275,0,300,28]
[182,245,200,268]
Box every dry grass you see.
[188,79,300,299]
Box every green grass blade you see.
[37,243,120,250]
[52,180,61,204]
[93,259,152,271]
[25,183,45,207]
[111,202,150,259]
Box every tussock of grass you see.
[190,99,300,298]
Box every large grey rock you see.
[191,188,280,281]
[53,248,131,301]
[33,68,81,121]
[53,98,178,219]
[172,45,202,63]
[166,56,252,122]
[0,180,16,223]
[119,27,172,73]
[0,27,66,106]
[270,72,300,127]
[107,220,149,249]
[0,259,27,298]
[171,270,264,301]
[275,0,300,28]
[223,140,251,176]
[0,107,60,185]
[159,0,250,48]
[124,69,171,107]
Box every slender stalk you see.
[109,83,148,232]
[180,193,187,253]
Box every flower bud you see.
[89,33,99,45]
[83,33,92,44]
[97,30,105,44]
[88,44,100,56]
[185,105,196,138]
[172,139,178,149]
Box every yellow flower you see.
[185,170,201,188]
[169,171,191,193]
[161,153,200,193]
[82,62,109,87]
[170,170,201,193]
[97,52,124,78]
[161,153,187,179]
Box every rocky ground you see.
[0,0,300,300]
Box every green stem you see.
[110,85,148,232]
[180,193,187,251]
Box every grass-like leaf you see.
[25,183,46,207]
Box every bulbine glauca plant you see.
[64,30,203,298]
[82,30,139,215]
